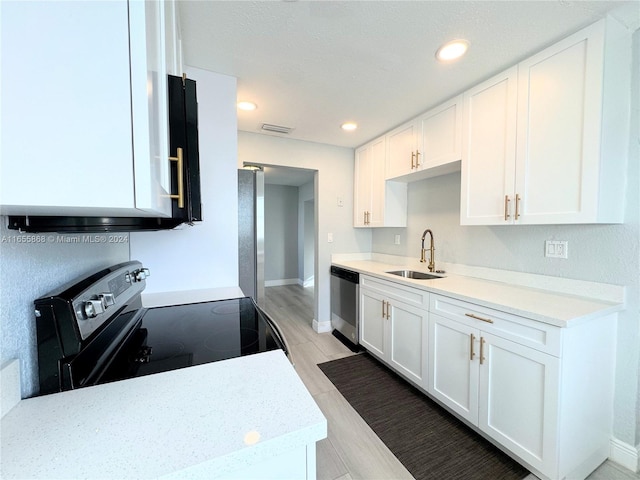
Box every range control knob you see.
[84,299,105,319]
[134,268,150,282]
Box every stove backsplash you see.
[0,218,130,397]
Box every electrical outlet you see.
[394,234,401,245]
[337,196,344,207]
[545,240,568,259]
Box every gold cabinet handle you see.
[363,211,367,225]
[480,337,486,365]
[381,300,386,318]
[169,147,184,208]
[415,150,421,167]
[470,333,476,360]
[411,151,416,169]
[367,211,370,225]
[386,301,391,319]
[515,194,521,220]
[504,195,510,221]
[465,313,494,324]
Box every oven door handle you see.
[258,306,294,367]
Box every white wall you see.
[238,132,371,327]
[130,67,239,293]
[264,184,299,283]
[0,225,129,397]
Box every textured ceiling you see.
[179,1,638,149]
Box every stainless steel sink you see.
[386,270,444,280]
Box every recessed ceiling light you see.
[341,122,357,131]
[435,39,469,62]
[237,101,257,111]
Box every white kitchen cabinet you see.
[461,17,630,225]
[353,137,407,228]
[429,312,559,475]
[416,94,463,172]
[359,276,429,387]
[164,0,184,76]
[459,66,518,225]
[385,95,463,182]
[0,0,179,217]
[385,121,418,180]
[429,293,615,480]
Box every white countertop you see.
[1,351,327,479]
[333,259,623,327]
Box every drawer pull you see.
[465,313,494,324]
[480,337,486,365]
[470,333,476,360]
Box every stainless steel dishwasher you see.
[330,266,360,351]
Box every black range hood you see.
[8,75,202,233]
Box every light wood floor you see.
[263,284,639,480]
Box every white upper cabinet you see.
[461,17,631,225]
[417,95,463,172]
[385,121,418,180]
[354,137,407,228]
[460,67,518,225]
[385,94,463,182]
[0,0,180,217]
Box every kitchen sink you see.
[386,270,444,280]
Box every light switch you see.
[328,233,334,243]
[394,234,401,245]
[337,196,344,207]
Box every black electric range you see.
[34,261,288,396]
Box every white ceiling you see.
[179,1,638,150]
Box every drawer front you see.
[430,294,561,356]
[361,275,429,309]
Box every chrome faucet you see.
[420,229,435,272]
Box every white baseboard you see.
[265,278,300,287]
[610,437,640,473]
[312,319,332,333]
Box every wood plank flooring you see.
[263,284,639,480]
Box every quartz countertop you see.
[333,259,623,327]
[1,351,327,479]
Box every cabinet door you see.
[386,121,418,179]
[368,137,387,227]
[515,22,604,224]
[353,144,373,227]
[460,67,518,225]
[388,301,428,387]
[359,287,387,360]
[129,1,172,216]
[428,314,479,424]
[0,1,135,214]
[479,333,559,476]
[164,0,183,76]
[417,95,463,170]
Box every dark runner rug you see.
[318,353,530,480]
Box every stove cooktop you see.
[100,297,286,384]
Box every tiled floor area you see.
[263,284,639,480]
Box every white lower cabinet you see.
[359,276,428,387]
[428,293,615,480]
[429,313,559,475]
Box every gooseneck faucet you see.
[420,229,435,272]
